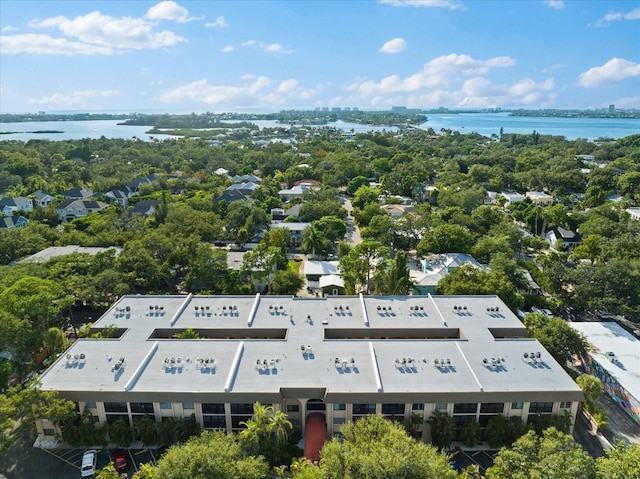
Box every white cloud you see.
[158,77,273,105]
[547,1,565,10]
[2,25,17,33]
[594,7,640,26]
[612,96,640,109]
[205,16,228,28]
[380,37,406,53]
[220,45,234,53]
[158,76,328,107]
[350,53,516,96]
[344,53,559,108]
[240,40,293,54]
[146,1,200,23]
[577,58,640,87]
[379,0,461,9]
[27,89,119,106]
[25,11,186,51]
[0,33,114,55]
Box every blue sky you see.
[1,0,639,113]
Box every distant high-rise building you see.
[391,106,407,112]
[331,107,342,112]
[609,104,616,113]
[322,107,329,112]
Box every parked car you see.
[112,449,128,473]
[81,449,97,477]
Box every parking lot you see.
[0,432,165,479]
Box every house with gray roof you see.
[56,199,109,222]
[61,187,93,200]
[32,190,55,208]
[0,196,33,216]
[0,215,28,229]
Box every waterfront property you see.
[36,294,582,449]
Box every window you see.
[412,403,425,411]
[130,402,154,414]
[511,402,523,410]
[560,402,572,409]
[231,415,252,429]
[453,403,477,414]
[230,403,254,415]
[203,403,225,414]
[333,417,346,425]
[92,416,100,424]
[480,403,504,414]
[203,416,226,429]
[85,401,97,409]
[286,404,299,413]
[183,402,194,410]
[353,404,376,415]
[382,404,405,415]
[333,403,346,411]
[43,428,56,436]
[529,402,553,414]
[160,402,172,410]
[104,402,127,413]
[435,403,448,412]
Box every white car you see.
[81,449,97,477]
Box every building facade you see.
[37,294,583,445]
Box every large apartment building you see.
[37,294,583,446]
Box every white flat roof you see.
[18,245,122,263]
[570,322,640,401]
[38,295,582,402]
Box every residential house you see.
[32,190,55,208]
[0,216,28,229]
[105,188,130,208]
[271,203,302,221]
[127,176,155,195]
[383,195,413,206]
[232,174,262,184]
[61,187,93,200]
[525,191,554,206]
[214,168,229,177]
[319,275,345,296]
[380,204,414,218]
[19,245,122,263]
[270,221,311,247]
[216,189,252,204]
[278,180,320,202]
[0,196,33,216]
[497,192,525,207]
[626,207,640,221]
[545,226,582,250]
[56,199,109,222]
[130,200,160,216]
[303,260,340,292]
[410,253,487,295]
[216,181,260,204]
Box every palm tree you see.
[302,224,324,258]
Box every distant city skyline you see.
[1,0,639,113]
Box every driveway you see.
[342,198,361,247]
